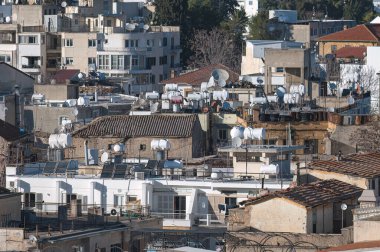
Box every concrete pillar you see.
[141,182,153,207]
[206,214,211,226]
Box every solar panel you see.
[55,161,68,174]
[157,160,165,169]
[146,160,158,170]
[113,164,128,179]
[43,162,57,174]
[100,164,114,178]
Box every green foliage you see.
[153,0,188,26]
[247,11,273,40]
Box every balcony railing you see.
[22,64,40,69]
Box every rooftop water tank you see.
[230,126,245,139]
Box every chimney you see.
[84,140,89,165]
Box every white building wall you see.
[244,0,258,18]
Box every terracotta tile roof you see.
[335,46,366,59]
[320,240,380,251]
[72,114,198,138]
[308,152,380,178]
[244,179,362,208]
[160,64,240,86]
[318,24,380,42]
[51,69,80,83]
[0,119,19,142]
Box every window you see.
[0,55,10,63]
[124,55,131,70]
[147,39,154,48]
[171,37,174,49]
[125,39,138,48]
[170,55,174,68]
[163,37,167,47]
[64,39,73,47]
[106,19,112,27]
[88,39,96,47]
[72,246,84,252]
[131,55,138,68]
[59,116,70,126]
[146,57,156,69]
[111,244,122,252]
[24,193,36,208]
[304,139,318,154]
[98,55,110,70]
[174,196,186,219]
[74,19,78,25]
[114,195,124,207]
[111,55,124,69]
[249,1,252,5]
[88,57,96,65]
[218,129,227,141]
[127,195,137,202]
[159,56,167,65]
[331,45,337,52]
[64,57,74,65]
[19,35,38,44]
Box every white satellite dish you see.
[78,72,84,79]
[101,152,109,163]
[61,1,67,7]
[73,108,78,116]
[5,16,11,23]
[212,69,229,87]
[143,24,150,30]
[340,203,347,211]
[126,23,136,31]
[29,235,37,242]
[231,137,242,148]
[150,102,159,113]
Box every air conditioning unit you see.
[135,172,144,180]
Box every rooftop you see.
[307,152,380,178]
[160,64,239,86]
[318,24,380,42]
[335,46,367,59]
[72,114,198,138]
[242,179,362,208]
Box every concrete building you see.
[0,187,21,227]
[234,179,362,234]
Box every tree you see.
[188,28,240,71]
[247,11,273,40]
[221,8,249,52]
[343,0,374,22]
[153,0,188,26]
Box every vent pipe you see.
[84,140,89,165]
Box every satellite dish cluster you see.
[126,22,150,32]
[230,125,266,148]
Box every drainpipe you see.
[84,140,89,165]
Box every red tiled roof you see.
[243,179,362,208]
[160,64,239,86]
[72,114,198,138]
[335,46,366,59]
[308,152,380,178]
[51,69,80,84]
[318,24,380,42]
[320,240,380,251]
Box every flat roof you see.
[218,145,304,153]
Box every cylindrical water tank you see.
[171,96,183,104]
[151,139,160,150]
[165,84,178,92]
[58,134,72,148]
[211,172,222,180]
[267,96,278,103]
[250,97,267,104]
[48,134,60,148]
[113,144,125,152]
[173,104,180,112]
[145,92,159,100]
[187,93,202,101]
[245,128,266,140]
[276,87,286,98]
[230,126,244,139]
[212,90,228,100]
[260,164,279,174]
[158,139,171,150]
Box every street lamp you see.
[341,203,347,229]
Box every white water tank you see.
[145,91,159,100]
[260,164,279,174]
[113,144,125,152]
[187,93,202,101]
[250,97,267,104]
[165,84,178,92]
[230,126,245,139]
[48,134,60,148]
[244,128,266,140]
[212,90,228,101]
[211,172,222,180]
[290,84,305,96]
[58,134,72,148]
[151,139,171,151]
[267,96,278,103]
[284,93,300,104]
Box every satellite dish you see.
[78,72,84,79]
[231,137,242,148]
[276,87,286,98]
[132,98,147,110]
[61,1,67,7]
[143,24,150,30]
[29,235,37,242]
[126,23,136,31]
[5,16,11,23]
[73,108,78,116]
[211,69,229,87]
[101,152,109,163]
[150,102,159,113]
[257,77,264,85]
[341,203,347,211]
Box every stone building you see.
[71,114,205,163]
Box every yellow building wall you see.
[308,170,367,189]
[319,41,378,56]
[247,197,308,233]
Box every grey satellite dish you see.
[212,69,229,87]
[143,24,150,30]
[29,235,37,242]
[126,23,136,31]
[231,137,242,148]
[101,152,109,163]
[276,87,286,98]
[150,102,159,113]
[340,203,347,211]
[61,1,67,7]
[257,77,264,85]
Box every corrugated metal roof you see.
[72,114,198,138]
[244,179,362,208]
[308,152,380,178]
